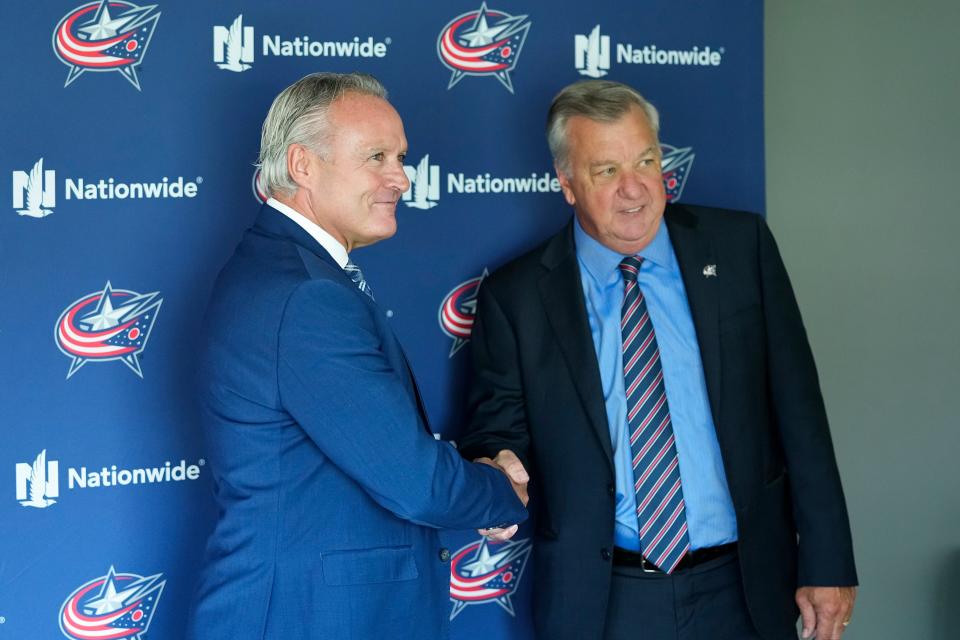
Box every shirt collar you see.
[573,215,672,283]
[267,197,349,268]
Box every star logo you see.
[55,282,163,379]
[251,167,268,203]
[449,537,532,619]
[437,3,532,94]
[60,566,165,640]
[53,1,162,90]
[660,143,696,202]
[438,270,487,357]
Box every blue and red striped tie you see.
[619,256,690,573]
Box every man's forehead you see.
[328,94,406,145]
[568,111,657,154]
[330,94,389,122]
[572,103,648,124]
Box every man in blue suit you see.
[187,72,527,640]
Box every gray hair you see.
[546,80,660,176]
[257,72,387,199]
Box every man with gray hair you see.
[459,79,858,639]
[187,72,527,640]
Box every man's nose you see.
[618,169,647,199]
[388,161,411,193]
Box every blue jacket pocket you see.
[321,545,420,586]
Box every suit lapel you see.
[665,206,722,428]
[538,224,615,471]
[257,203,432,432]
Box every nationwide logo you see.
[402,154,440,209]
[251,168,268,203]
[437,3,531,94]
[213,16,389,65]
[439,270,487,357]
[449,537,532,619]
[575,25,610,78]
[53,0,161,90]
[14,450,205,509]
[55,282,162,379]
[573,25,723,74]
[12,158,56,218]
[9,160,202,215]
[660,143,695,202]
[213,14,254,72]
[60,566,165,640]
[15,449,59,508]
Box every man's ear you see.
[286,144,312,190]
[555,164,576,207]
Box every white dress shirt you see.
[267,197,349,268]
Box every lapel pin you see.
[702,264,717,278]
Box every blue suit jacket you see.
[187,205,527,640]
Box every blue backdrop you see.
[1,1,763,638]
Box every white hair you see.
[257,72,387,199]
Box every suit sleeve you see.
[459,280,532,468]
[757,216,858,586]
[276,279,527,530]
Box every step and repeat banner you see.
[1,1,762,638]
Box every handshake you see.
[475,449,529,542]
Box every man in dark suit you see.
[459,80,857,640]
[187,72,527,640]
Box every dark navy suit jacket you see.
[187,204,526,640]
[460,204,856,640]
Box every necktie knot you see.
[619,256,644,283]
[344,261,375,301]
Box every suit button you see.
[439,548,451,563]
[601,548,612,561]
[607,484,616,497]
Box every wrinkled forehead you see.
[567,109,659,158]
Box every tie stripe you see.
[344,261,375,301]
[619,255,690,574]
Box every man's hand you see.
[475,450,530,542]
[796,586,857,639]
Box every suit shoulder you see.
[674,203,763,229]
[484,224,567,292]
[670,204,768,248]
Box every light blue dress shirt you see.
[573,217,738,551]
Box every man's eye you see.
[596,167,616,177]
[398,154,407,163]
[370,152,385,161]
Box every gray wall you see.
[765,1,959,637]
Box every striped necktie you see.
[344,261,375,301]
[619,256,690,573]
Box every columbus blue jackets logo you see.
[59,566,165,640]
[449,537,532,619]
[437,3,531,94]
[55,282,162,379]
[53,0,161,90]
[660,143,695,202]
[251,168,268,204]
[439,270,487,357]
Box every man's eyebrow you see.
[587,146,659,168]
